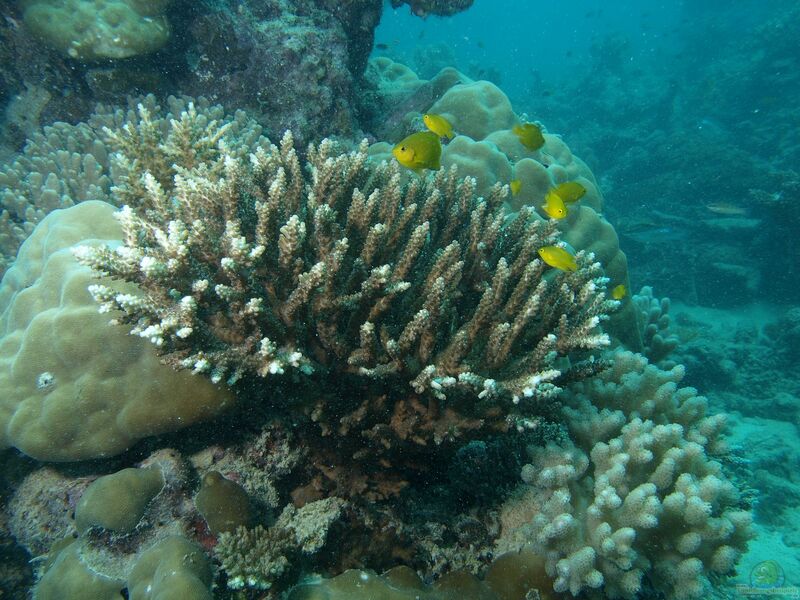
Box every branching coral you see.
[0,95,266,277]
[633,285,678,368]
[77,130,614,409]
[214,497,346,590]
[498,351,753,600]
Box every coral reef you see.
[22,0,172,60]
[214,497,346,590]
[0,201,233,461]
[0,40,759,598]
[364,60,641,349]
[0,94,267,277]
[390,0,474,17]
[632,286,678,368]
[497,350,753,599]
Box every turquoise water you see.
[0,0,797,598]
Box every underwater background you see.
[0,0,797,598]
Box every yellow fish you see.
[512,122,545,151]
[392,131,442,172]
[542,190,567,219]
[538,246,577,272]
[510,179,522,196]
[611,284,627,300]
[423,113,454,140]
[551,181,587,203]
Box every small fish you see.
[538,246,577,272]
[423,113,454,140]
[392,131,442,173]
[510,179,522,196]
[376,43,389,50]
[550,181,586,204]
[542,191,567,219]
[705,202,747,216]
[512,123,545,151]
[611,284,627,300]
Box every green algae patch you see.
[127,536,213,600]
[195,471,253,535]
[75,467,164,534]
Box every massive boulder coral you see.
[497,350,753,600]
[21,0,172,60]
[0,201,233,461]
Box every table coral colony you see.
[0,63,752,600]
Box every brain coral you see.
[22,0,171,60]
[0,201,233,461]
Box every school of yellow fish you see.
[391,111,624,295]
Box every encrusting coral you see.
[77,129,614,406]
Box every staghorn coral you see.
[497,350,753,600]
[77,130,614,405]
[0,94,267,278]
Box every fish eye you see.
[401,146,407,151]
